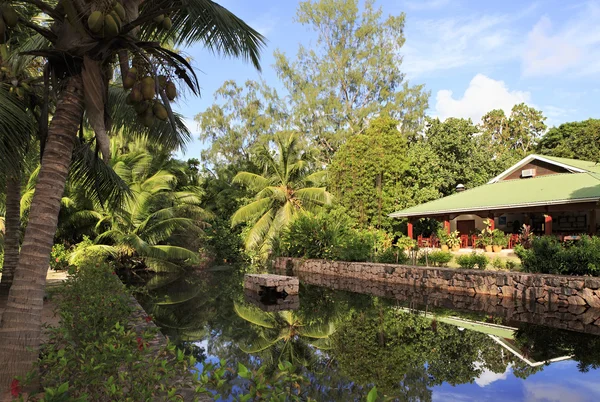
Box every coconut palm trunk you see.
[0,173,21,301]
[0,76,84,396]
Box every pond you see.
[139,267,600,401]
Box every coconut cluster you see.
[87,1,126,38]
[124,59,178,127]
[0,3,18,44]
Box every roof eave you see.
[389,197,600,218]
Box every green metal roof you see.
[389,172,600,218]
[541,155,600,173]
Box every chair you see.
[471,235,478,248]
[460,235,469,248]
[508,234,520,249]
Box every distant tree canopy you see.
[329,115,409,231]
[537,119,600,162]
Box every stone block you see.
[568,295,586,306]
[580,288,600,308]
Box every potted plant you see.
[447,230,461,251]
[477,236,493,252]
[478,219,494,252]
[491,229,508,253]
[436,228,449,251]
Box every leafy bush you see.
[396,235,415,251]
[491,257,506,270]
[456,252,488,270]
[279,212,403,263]
[68,236,107,269]
[427,250,453,267]
[50,243,70,271]
[515,236,600,276]
[506,260,517,271]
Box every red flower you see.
[112,272,116,275]
[55,258,60,262]
[145,315,152,323]
[10,379,21,397]
[136,337,145,351]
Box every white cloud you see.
[523,382,588,402]
[474,364,511,387]
[433,74,531,122]
[402,8,531,77]
[522,2,600,76]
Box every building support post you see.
[444,218,451,234]
[544,214,552,236]
[407,220,414,239]
[589,209,596,235]
[488,214,495,231]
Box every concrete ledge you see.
[273,257,600,308]
[244,273,299,295]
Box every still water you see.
[140,267,600,401]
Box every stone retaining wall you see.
[292,272,600,335]
[273,257,600,308]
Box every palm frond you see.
[149,245,199,262]
[295,187,332,206]
[140,0,266,70]
[231,197,272,227]
[232,171,270,191]
[234,303,277,328]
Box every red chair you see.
[508,234,520,249]
[460,235,469,248]
[471,235,478,248]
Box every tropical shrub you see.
[427,250,453,267]
[491,257,506,270]
[49,244,70,271]
[68,236,107,269]
[396,235,415,250]
[456,252,488,269]
[279,212,346,260]
[515,236,600,276]
[491,230,508,247]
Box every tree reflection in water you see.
[139,269,600,400]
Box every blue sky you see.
[174,0,600,158]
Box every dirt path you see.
[0,270,68,334]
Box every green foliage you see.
[456,252,489,270]
[49,244,70,271]
[195,80,288,168]
[68,236,105,269]
[427,250,453,267]
[446,230,460,248]
[279,212,347,260]
[29,265,199,400]
[491,257,506,270]
[481,103,547,162]
[515,236,600,276]
[274,0,428,162]
[329,115,410,231]
[279,211,406,263]
[491,229,508,247]
[231,133,331,258]
[537,119,600,161]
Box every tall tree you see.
[195,79,290,168]
[328,115,409,231]
[480,103,546,166]
[409,117,495,198]
[0,0,264,393]
[274,0,429,162]
[231,133,331,259]
[537,119,600,161]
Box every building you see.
[389,154,600,241]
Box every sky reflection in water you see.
[143,269,600,401]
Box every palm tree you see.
[231,134,331,258]
[234,302,335,371]
[69,137,209,273]
[0,0,264,392]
